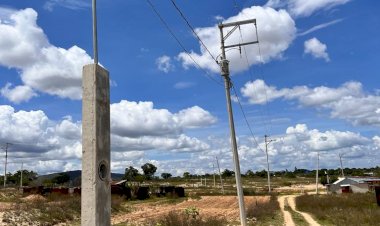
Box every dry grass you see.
[246,195,283,226]
[296,193,380,226]
[147,210,228,226]
[3,193,81,225]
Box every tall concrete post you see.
[82,64,111,226]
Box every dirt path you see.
[278,195,321,226]
[287,195,321,226]
[277,196,295,226]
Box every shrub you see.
[246,195,280,221]
[148,209,227,226]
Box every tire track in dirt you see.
[277,196,295,226]
[287,195,321,226]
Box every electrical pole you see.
[315,151,319,194]
[218,19,258,226]
[264,135,275,193]
[82,0,111,225]
[20,162,23,189]
[213,164,216,187]
[216,156,224,194]
[3,143,11,188]
[339,153,345,177]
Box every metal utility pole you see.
[92,0,98,64]
[315,151,320,194]
[216,156,225,194]
[219,19,258,226]
[264,135,275,193]
[339,153,345,177]
[3,143,11,188]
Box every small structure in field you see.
[328,177,380,193]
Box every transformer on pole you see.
[218,18,258,226]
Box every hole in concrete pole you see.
[98,161,108,181]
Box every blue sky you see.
[0,0,379,176]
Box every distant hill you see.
[36,170,124,186]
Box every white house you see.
[328,177,380,194]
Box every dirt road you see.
[287,195,320,226]
[278,195,321,226]
[277,196,295,226]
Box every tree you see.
[12,170,38,186]
[222,169,234,178]
[183,172,191,179]
[52,173,70,185]
[161,173,172,179]
[245,170,254,177]
[141,163,157,180]
[124,166,140,181]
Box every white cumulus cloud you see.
[0,8,92,102]
[1,83,37,103]
[156,55,174,73]
[110,100,217,137]
[304,37,330,61]
[177,6,296,74]
[241,80,380,126]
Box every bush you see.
[246,195,280,220]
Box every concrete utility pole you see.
[81,0,111,225]
[216,156,225,194]
[3,143,11,188]
[20,162,23,189]
[339,153,345,177]
[264,135,275,193]
[315,151,319,194]
[213,164,216,187]
[218,19,258,226]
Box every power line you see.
[169,0,218,64]
[231,82,264,153]
[236,21,274,136]
[145,0,223,86]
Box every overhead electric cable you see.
[145,0,223,86]
[237,22,274,136]
[231,82,265,153]
[169,0,218,65]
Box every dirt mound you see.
[21,194,47,202]
[112,195,269,225]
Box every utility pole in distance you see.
[216,156,224,194]
[315,151,320,194]
[218,18,258,226]
[339,153,345,177]
[264,135,275,193]
[20,162,23,189]
[3,143,11,188]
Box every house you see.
[328,177,380,194]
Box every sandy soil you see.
[287,195,321,226]
[0,202,14,226]
[278,195,321,226]
[277,196,295,226]
[112,196,269,225]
